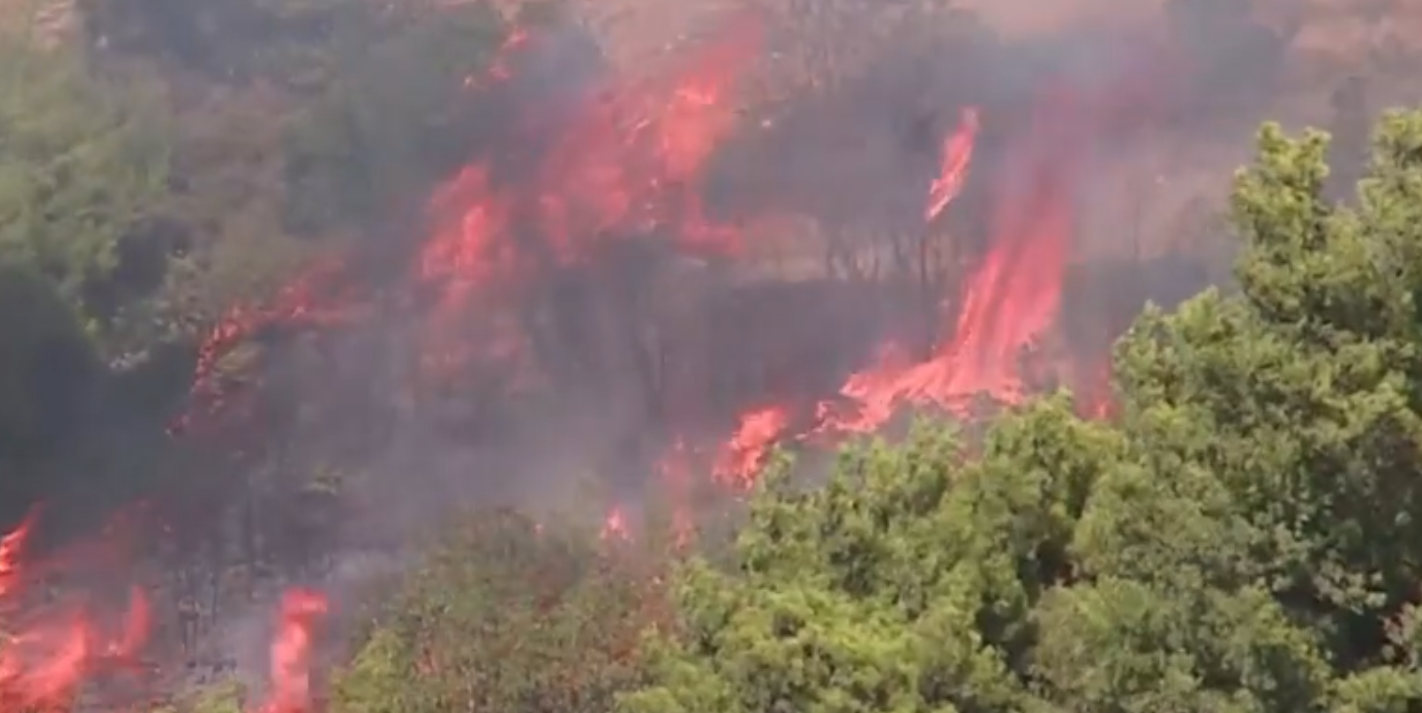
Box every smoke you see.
[304,0,1278,529]
[2,0,1408,707]
[191,0,1326,661]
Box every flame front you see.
[252,589,328,713]
[0,510,151,711]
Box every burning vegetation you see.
[6,3,1205,706]
[4,0,1393,710]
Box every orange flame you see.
[713,405,791,490]
[926,106,979,221]
[252,588,328,713]
[0,509,153,711]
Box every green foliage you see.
[332,509,659,713]
[0,0,522,526]
[621,110,1422,713]
[281,0,508,233]
[0,36,170,340]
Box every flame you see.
[713,405,791,490]
[1,507,319,712]
[0,509,152,710]
[810,88,1080,440]
[0,14,1165,710]
[173,256,364,435]
[601,507,631,542]
[531,17,754,260]
[413,17,757,388]
[466,27,531,89]
[926,106,979,222]
[0,510,35,600]
[692,104,992,478]
[703,85,1108,489]
[252,589,328,713]
[656,439,697,549]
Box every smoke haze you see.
[0,0,1416,708]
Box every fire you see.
[412,17,757,388]
[252,589,328,713]
[0,509,151,711]
[0,507,326,712]
[808,86,1084,442]
[601,507,632,542]
[173,256,365,436]
[467,27,531,88]
[652,439,698,549]
[0,510,34,600]
[692,83,1113,492]
[682,104,995,479]
[118,9,1165,701]
[926,106,980,222]
[713,405,791,490]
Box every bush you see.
[332,508,664,713]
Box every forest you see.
[2,0,1422,711]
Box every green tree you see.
[1108,109,1422,708]
[0,35,170,346]
[619,403,1119,713]
[332,508,660,713]
[280,0,509,235]
[619,109,1422,713]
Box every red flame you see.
[0,14,1172,712]
[700,105,995,479]
[412,17,757,390]
[702,85,1110,487]
[1,506,319,712]
[251,589,328,713]
[812,87,1081,440]
[713,405,791,490]
[466,27,532,89]
[926,106,979,222]
[0,509,152,711]
[173,257,364,435]
[600,507,632,543]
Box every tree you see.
[618,109,1422,713]
[0,34,171,349]
[332,508,662,713]
[1110,109,1422,706]
[280,0,510,235]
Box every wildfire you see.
[253,589,328,713]
[0,508,326,712]
[706,103,1006,483]
[94,7,1164,707]
[713,405,791,490]
[173,256,365,436]
[0,510,150,711]
[926,106,980,222]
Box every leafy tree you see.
[0,34,170,346]
[332,508,661,713]
[280,0,510,235]
[619,403,1117,713]
[619,109,1422,713]
[1109,108,1422,707]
